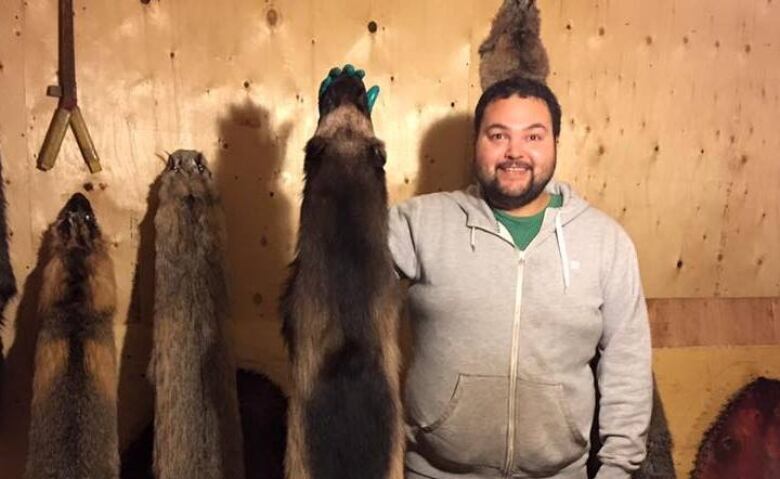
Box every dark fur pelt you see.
[281,71,404,479]
[691,376,780,479]
[588,376,676,479]
[25,193,119,479]
[121,369,288,479]
[479,0,550,89]
[0,152,18,366]
[149,150,244,479]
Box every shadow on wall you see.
[415,112,474,196]
[117,173,163,451]
[212,99,294,383]
[0,228,54,477]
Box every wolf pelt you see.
[0,152,18,365]
[149,150,244,479]
[479,0,550,89]
[25,192,119,479]
[281,71,404,479]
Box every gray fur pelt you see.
[149,150,245,479]
[479,0,550,89]
[25,193,119,479]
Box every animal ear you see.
[370,141,386,168]
[305,136,327,160]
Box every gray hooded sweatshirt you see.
[388,181,652,479]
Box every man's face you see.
[474,95,557,210]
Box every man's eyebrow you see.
[523,123,548,132]
[484,123,549,131]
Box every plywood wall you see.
[0,0,778,477]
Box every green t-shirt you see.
[493,194,563,250]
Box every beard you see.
[476,158,555,211]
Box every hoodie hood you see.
[453,179,590,290]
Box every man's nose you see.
[505,137,525,159]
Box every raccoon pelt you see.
[149,150,244,479]
[587,376,676,479]
[691,377,780,479]
[25,192,119,479]
[0,152,18,366]
[479,0,550,90]
[281,71,404,479]
[121,369,288,479]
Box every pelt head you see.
[54,192,100,251]
[318,70,372,120]
[159,150,216,205]
[306,71,386,188]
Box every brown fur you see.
[30,338,69,404]
[25,192,119,479]
[282,72,404,479]
[479,0,550,89]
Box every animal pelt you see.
[149,150,244,479]
[121,369,288,479]
[25,192,119,479]
[0,152,18,367]
[588,376,676,479]
[691,376,780,479]
[479,0,550,90]
[281,71,404,479]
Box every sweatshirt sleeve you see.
[388,200,421,282]
[595,227,653,478]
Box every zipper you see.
[503,248,525,476]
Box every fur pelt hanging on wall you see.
[281,71,404,479]
[149,150,244,479]
[0,152,18,368]
[25,193,119,479]
[479,0,550,89]
[691,377,780,479]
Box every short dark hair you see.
[474,77,562,139]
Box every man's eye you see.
[489,133,506,141]
[527,134,542,141]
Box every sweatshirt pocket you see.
[417,374,508,469]
[512,379,588,475]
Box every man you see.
[388,76,652,479]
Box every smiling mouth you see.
[498,163,532,175]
